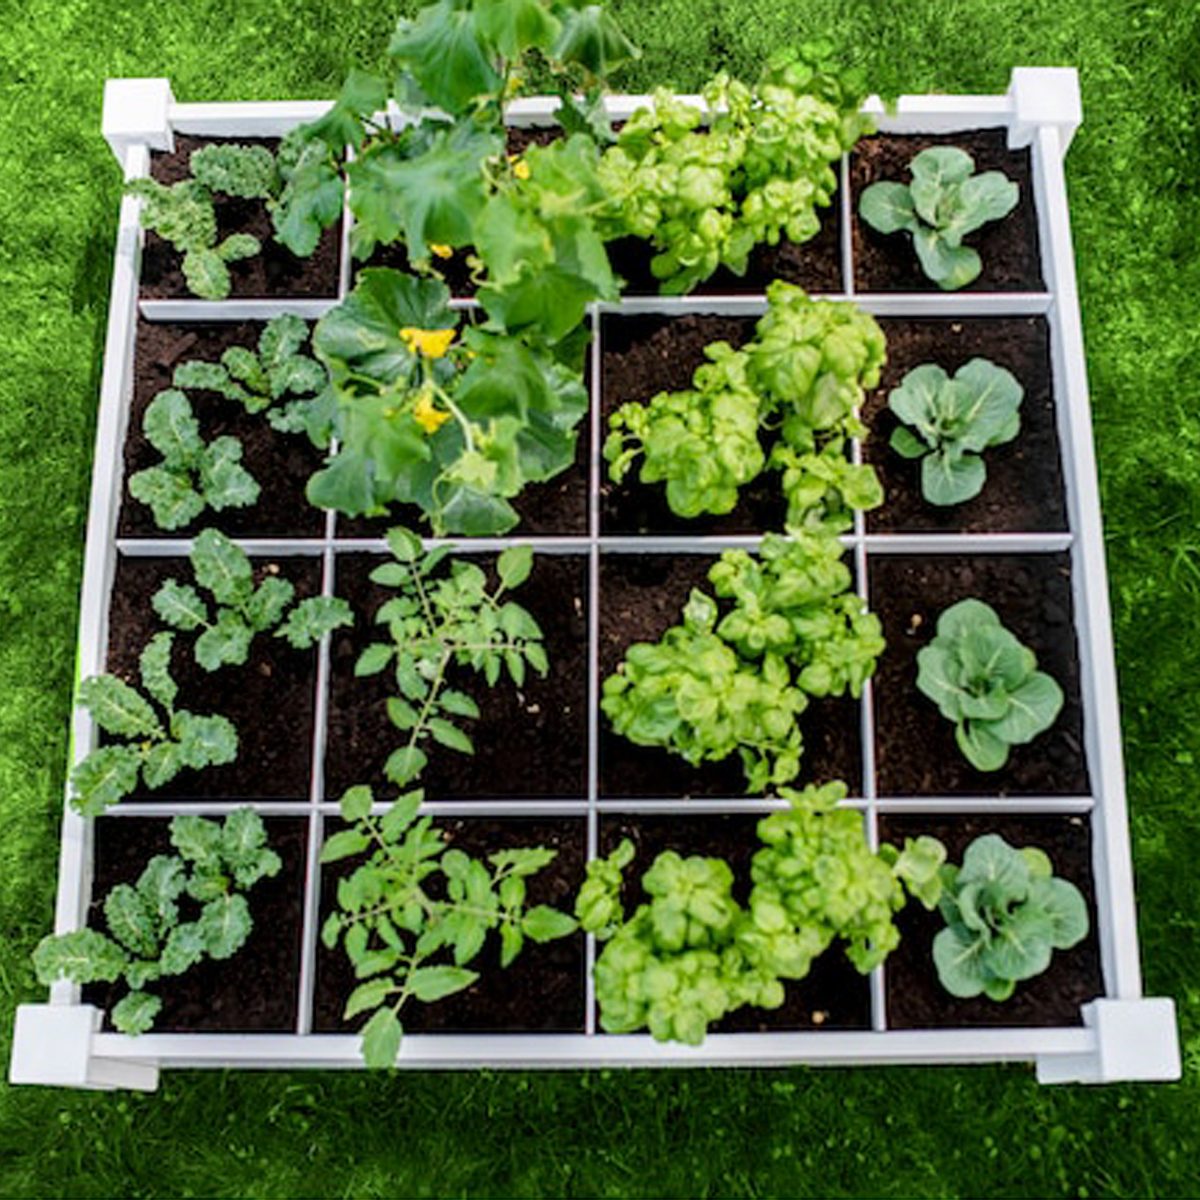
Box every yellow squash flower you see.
[399,326,456,359]
[412,389,452,435]
[429,243,454,260]
[508,154,531,181]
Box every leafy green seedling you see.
[933,834,1088,1001]
[888,358,1023,505]
[916,599,1064,771]
[152,528,352,670]
[70,634,238,815]
[173,315,331,443]
[33,809,280,1033]
[858,146,1019,290]
[320,785,578,1067]
[128,390,260,530]
[355,528,547,788]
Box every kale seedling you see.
[128,389,260,530]
[71,633,238,815]
[128,144,277,299]
[580,781,944,1044]
[858,146,1019,290]
[355,528,547,787]
[321,785,578,1067]
[152,528,352,670]
[33,809,280,1034]
[916,599,1064,772]
[888,358,1023,505]
[933,833,1088,1001]
[173,315,332,444]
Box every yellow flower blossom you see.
[430,243,454,260]
[399,326,456,359]
[512,159,531,181]
[412,389,452,435]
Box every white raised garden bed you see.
[9,67,1179,1090]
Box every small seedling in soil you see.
[858,146,1019,290]
[128,390,260,530]
[33,809,281,1034]
[152,528,353,670]
[320,784,578,1067]
[71,632,238,815]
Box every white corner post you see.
[102,77,176,165]
[9,1005,159,1091]
[1007,66,1081,152]
[1036,998,1181,1084]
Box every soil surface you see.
[121,320,327,538]
[598,554,863,797]
[106,555,321,800]
[141,136,341,299]
[869,553,1089,796]
[878,814,1103,1027]
[598,814,872,1030]
[864,317,1067,532]
[324,552,589,799]
[599,313,788,536]
[850,129,1044,293]
[84,817,307,1032]
[313,816,586,1033]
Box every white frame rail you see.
[9,68,1179,1090]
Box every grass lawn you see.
[1,0,1198,1195]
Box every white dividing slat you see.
[139,298,338,323]
[169,100,334,137]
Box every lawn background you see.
[1,0,1198,1195]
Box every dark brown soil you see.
[313,816,586,1033]
[120,320,327,538]
[598,814,872,1030]
[598,554,863,797]
[141,136,341,299]
[599,313,788,536]
[324,552,588,799]
[333,361,591,539]
[868,554,1089,796]
[106,555,321,800]
[84,817,307,1032]
[850,129,1044,293]
[864,317,1067,532]
[878,814,1103,1027]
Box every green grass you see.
[1,0,1198,1195]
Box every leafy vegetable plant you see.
[858,146,1019,290]
[173,315,332,442]
[580,781,944,1043]
[320,785,578,1067]
[916,599,1064,772]
[308,269,587,534]
[33,809,280,1034]
[602,532,884,791]
[605,283,885,529]
[128,143,278,299]
[71,633,238,815]
[597,45,872,293]
[355,528,547,788]
[152,528,352,670]
[128,390,259,530]
[888,358,1023,505]
[933,833,1088,1001]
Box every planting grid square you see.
[45,86,1156,1071]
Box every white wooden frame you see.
[8,68,1179,1090]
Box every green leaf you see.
[244,576,295,632]
[380,791,423,840]
[32,928,128,985]
[360,1006,403,1068]
[111,991,163,1036]
[428,718,473,754]
[152,580,208,632]
[475,0,561,57]
[170,814,223,867]
[182,246,232,300]
[385,745,429,786]
[276,596,354,648]
[922,448,986,506]
[194,610,254,671]
[889,425,928,460]
[521,905,578,943]
[956,720,1010,772]
[159,922,207,975]
[128,467,205,530]
[909,146,975,223]
[78,675,160,738]
[191,143,278,199]
[192,528,254,606]
[340,785,374,822]
[913,227,982,290]
[388,2,501,116]
[135,854,187,929]
[386,527,424,563]
[104,884,159,958]
[386,696,420,730]
[304,68,387,152]
[273,139,345,256]
[142,389,203,466]
[218,233,261,264]
[932,924,987,998]
[173,711,238,769]
[200,438,260,510]
[553,4,640,76]
[198,893,253,959]
[174,360,242,401]
[355,643,394,676]
[408,964,478,1002]
[321,828,370,864]
[985,671,1064,745]
[499,922,524,967]
[859,181,919,235]
[496,544,534,590]
[439,690,480,719]
[345,977,397,1021]
[142,741,185,789]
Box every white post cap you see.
[1008,66,1081,153]
[1037,997,1180,1084]
[9,1005,159,1091]
[102,78,176,164]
